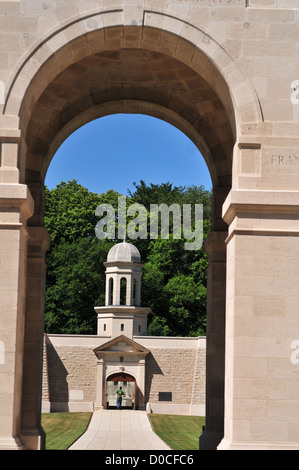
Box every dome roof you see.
[107,241,141,264]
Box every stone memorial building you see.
[1,0,299,451]
[42,241,206,416]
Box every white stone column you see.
[219,190,299,450]
[95,358,105,409]
[105,276,110,306]
[0,183,33,450]
[135,276,141,307]
[113,275,120,305]
[21,226,50,450]
[199,230,227,450]
[138,359,146,410]
[127,275,132,305]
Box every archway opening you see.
[22,41,234,206]
[120,277,127,306]
[108,278,113,306]
[18,24,237,450]
[42,112,214,337]
[45,113,212,196]
[106,373,136,410]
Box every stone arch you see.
[2,12,263,206]
[2,1,299,453]
[3,10,262,127]
[2,10,263,451]
[107,371,136,381]
[15,19,242,451]
[11,22,256,229]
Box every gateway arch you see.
[0,0,299,450]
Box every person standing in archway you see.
[116,386,124,409]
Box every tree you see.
[44,181,120,334]
[44,180,123,244]
[165,275,206,336]
[45,238,112,334]
[44,180,212,336]
[131,181,211,337]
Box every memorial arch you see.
[1,0,299,451]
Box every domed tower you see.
[95,241,151,339]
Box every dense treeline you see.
[44,180,211,336]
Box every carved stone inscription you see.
[259,148,299,190]
[271,154,299,167]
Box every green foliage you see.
[44,180,211,336]
[44,180,117,334]
[45,238,113,334]
[44,180,101,243]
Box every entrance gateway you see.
[106,373,136,410]
[1,0,299,451]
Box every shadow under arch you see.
[5,20,263,230]
[19,31,238,231]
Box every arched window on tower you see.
[120,277,127,305]
[121,324,124,332]
[108,278,113,305]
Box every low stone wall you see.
[42,337,98,412]
[145,346,206,415]
[42,334,206,415]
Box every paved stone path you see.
[69,410,170,450]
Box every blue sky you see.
[45,114,212,196]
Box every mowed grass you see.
[41,412,92,450]
[148,414,205,450]
[41,412,204,450]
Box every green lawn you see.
[148,414,205,450]
[41,412,204,450]
[41,412,92,450]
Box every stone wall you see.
[145,348,205,405]
[144,346,206,415]
[42,335,206,415]
[191,347,207,406]
[42,339,97,411]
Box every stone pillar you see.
[95,358,105,409]
[20,226,50,450]
[199,230,227,450]
[0,183,33,450]
[126,275,132,306]
[113,276,120,305]
[138,358,146,410]
[218,190,299,450]
[105,276,111,306]
[135,278,141,307]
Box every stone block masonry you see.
[42,339,97,411]
[145,348,206,409]
[42,335,206,415]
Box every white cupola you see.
[95,241,150,339]
[105,240,142,307]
